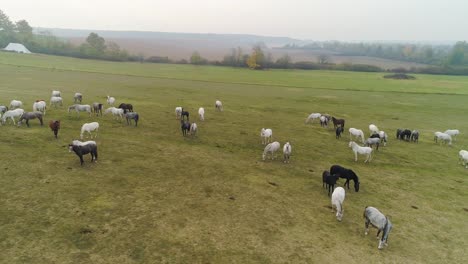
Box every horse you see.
[74,93,83,103]
[434,132,452,145]
[124,112,139,126]
[92,102,103,116]
[330,165,360,192]
[175,107,182,119]
[198,107,205,121]
[1,109,25,125]
[0,105,7,114]
[305,113,321,124]
[262,141,281,161]
[349,128,365,143]
[181,109,189,121]
[410,130,419,143]
[104,107,124,120]
[444,129,459,141]
[369,124,379,136]
[459,151,468,168]
[349,141,373,163]
[181,120,191,136]
[68,104,92,116]
[118,103,133,113]
[190,123,198,136]
[51,90,61,97]
[363,206,393,250]
[336,126,343,139]
[49,120,60,138]
[332,187,345,221]
[320,115,329,127]
[332,117,345,129]
[365,137,381,151]
[322,170,340,196]
[107,96,115,106]
[379,131,388,146]
[215,100,223,111]
[401,129,412,141]
[260,128,273,145]
[32,100,46,115]
[80,122,99,139]
[9,100,23,109]
[50,96,63,108]
[69,141,98,165]
[283,142,292,163]
[18,112,43,127]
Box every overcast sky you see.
[3,0,468,41]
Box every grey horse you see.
[18,112,43,127]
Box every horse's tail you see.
[363,206,368,218]
[135,114,139,121]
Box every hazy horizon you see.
[3,0,468,42]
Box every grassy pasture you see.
[0,53,467,263]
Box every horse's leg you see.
[355,152,358,162]
[365,218,370,235]
[26,119,30,127]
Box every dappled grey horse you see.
[124,112,139,126]
[364,206,393,249]
[18,111,43,127]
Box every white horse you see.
[305,113,321,124]
[262,141,281,161]
[9,100,23,109]
[434,132,452,145]
[80,122,99,139]
[50,96,63,108]
[51,90,61,97]
[175,107,182,119]
[1,109,25,125]
[349,141,373,163]
[190,123,198,136]
[379,131,388,146]
[72,140,97,146]
[364,206,393,250]
[105,107,124,120]
[198,107,205,121]
[33,101,47,115]
[283,142,292,163]
[444,129,459,141]
[349,128,365,143]
[0,105,7,114]
[331,187,345,221]
[369,124,379,136]
[107,96,115,106]
[260,128,273,145]
[68,104,92,116]
[215,100,223,111]
[74,93,83,103]
[459,150,468,167]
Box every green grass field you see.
[0,52,467,263]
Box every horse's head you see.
[68,144,74,152]
[354,181,360,192]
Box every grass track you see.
[0,52,467,263]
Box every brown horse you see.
[49,120,60,138]
[118,103,133,113]
[332,117,345,129]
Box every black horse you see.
[68,143,98,165]
[410,130,419,143]
[330,165,360,192]
[400,129,412,141]
[332,117,345,129]
[181,109,189,121]
[181,120,191,136]
[118,103,134,113]
[322,170,340,196]
[336,126,344,139]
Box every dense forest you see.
[2,9,468,75]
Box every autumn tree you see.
[247,45,265,69]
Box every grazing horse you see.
[364,206,393,250]
[181,120,191,136]
[50,96,63,108]
[332,187,345,221]
[9,100,23,109]
[69,141,98,165]
[92,102,103,116]
[336,126,344,139]
[349,128,365,143]
[378,131,388,146]
[262,141,281,161]
[349,141,373,163]
[80,122,99,139]
[322,170,340,196]
[444,129,459,141]
[320,115,329,127]
[124,112,139,126]
[283,142,292,163]
[68,104,92,116]
[400,129,412,141]
[332,117,345,129]
[366,136,381,150]
[74,93,83,103]
[181,109,189,121]
[51,90,61,97]
[33,100,47,115]
[175,107,182,119]
[18,112,44,127]
[305,113,321,124]
[104,107,124,120]
[410,130,419,143]
[198,107,205,121]
[107,96,115,106]
[260,128,273,145]
[330,165,360,192]
[369,124,379,136]
[0,105,8,114]
[118,103,133,113]
[49,120,60,138]
[215,100,223,111]
[1,109,25,125]
[434,132,452,145]
[190,123,198,136]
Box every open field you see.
[0,52,467,263]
